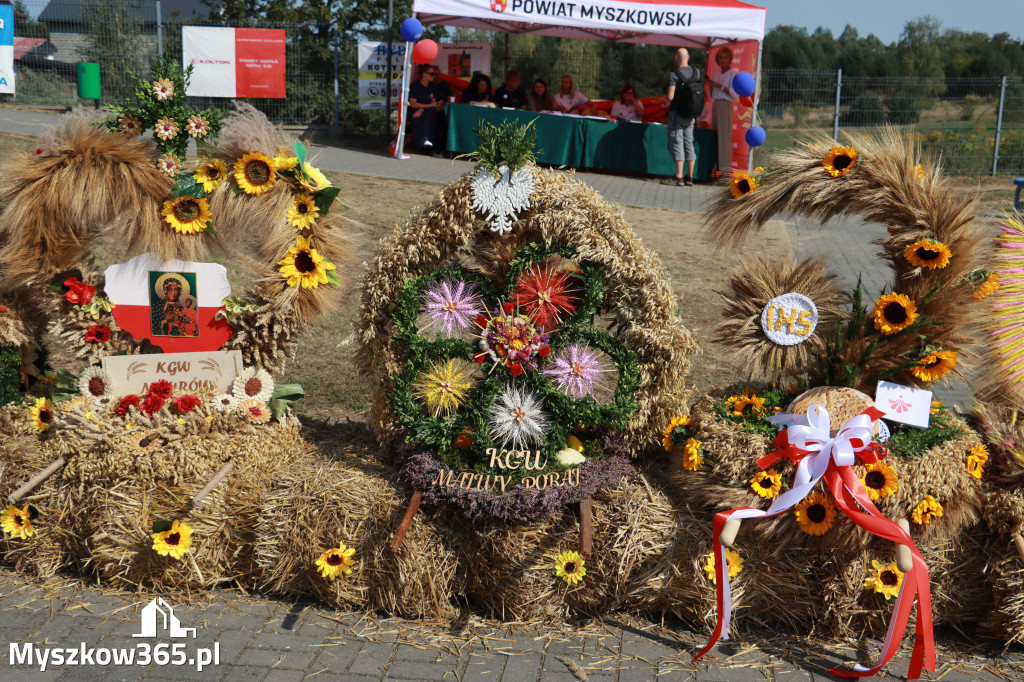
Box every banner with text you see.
[0,6,14,95]
[358,42,491,109]
[183,26,286,99]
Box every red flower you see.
[148,379,174,400]
[114,395,141,418]
[64,277,96,305]
[475,314,487,328]
[513,263,579,330]
[538,345,551,358]
[85,325,111,343]
[0,305,7,313]
[473,352,487,364]
[173,394,202,413]
[140,394,165,417]
[509,362,524,377]
[502,302,515,315]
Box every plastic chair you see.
[1016,178,1024,212]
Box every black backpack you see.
[672,66,704,118]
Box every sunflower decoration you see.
[210,394,238,412]
[703,548,744,584]
[864,559,904,600]
[78,366,112,398]
[161,196,212,235]
[730,170,759,198]
[966,444,988,480]
[794,490,836,535]
[725,389,766,417]
[232,366,275,404]
[296,163,331,193]
[239,398,272,424]
[274,155,299,172]
[129,430,164,455]
[154,116,178,140]
[287,193,319,230]
[750,468,783,498]
[234,152,278,195]
[278,235,338,289]
[903,239,952,270]
[151,520,194,560]
[194,158,227,192]
[1,504,36,539]
[152,78,174,100]
[909,349,957,382]
[315,542,356,581]
[823,145,858,177]
[681,437,704,470]
[662,415,692,451]
[870,292,919,335]
[30,397,54,432]
[185,114,210,139]
[859,460,899,501]
[554,550,587,586]
[911,495,943,525]
[973,273,1000,300]
[413,358,476,418]
[118,115,142,136]
[157,154,181,176]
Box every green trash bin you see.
[76,62,101,99]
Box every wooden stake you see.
[1013,533,1024,563]
[8,457,66,504]
[580,498,593,559]
[191,462,234,508]
[390,490,423,553]
[896,518,914,573]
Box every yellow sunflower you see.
[860,461,899,501]
[287,193,320,230]
[1,505,35,539]
[703,548,744,584]
[973,273,1000,300]
[931,400,943,415]
[161,196,211,235]
[278,235,337,289]
[554,550,587,585]
[910,350,957,382]
[823,145,858,177]
[413,358,475,418]
[911,495,943,525]
[870,292,919,335]
[273,155,299,171]
[662,415,691,451]
[903,239,952,269]
[794,491,836,535]
[730,171,759,198]
[234,151,278,195]
[725,389,766,417]
[151,520,194,560]
[297,163,331,193]
[750,468,782,498]
[315,542,356,580]
[967,444,988,480]
[682,438,704,470]
[30,397,54,432]
[194,158,227,192]
[864,559,904,600]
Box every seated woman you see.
[553,74,590,114]
[610,84,645,122]
[460,72,493,105]
[526,78,556,112]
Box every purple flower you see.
[420,278,482,337]
[543,344,609,400]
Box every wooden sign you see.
[431,447,582,492]
[101,350,243,396]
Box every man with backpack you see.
[664,48,704,186]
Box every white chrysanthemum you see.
[232,367,274,403]
[91,396,116,413]
[470,164,534,235]
[78,366,113,397]
[488,384,547,450]
[210,393,240,412]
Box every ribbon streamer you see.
[692,404,935,679]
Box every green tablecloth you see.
[445,103,716,179]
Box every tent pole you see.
[749,39,763,173]
[394,42,413,159]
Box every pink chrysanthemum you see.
[543,344,609,399]
[420,278,482,337]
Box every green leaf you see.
[151,519,172,533]
[171,173,207,198]
[233,187,243,197]
[50,269,84,293]
[55,369,78,394]
[314,186,341,215]
[204,224,218,237]
[269,383,304,420]
[325,267,340,285]
[294,142,307,165]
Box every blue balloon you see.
[400,18,423,43]
[745,125,767,147]
[732,71,756,98]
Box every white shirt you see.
[712,67,739,101]
[610,101,641,122]
[554,91,588,112]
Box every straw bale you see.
[981,537,1024,643]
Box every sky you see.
[756,0,1024,44]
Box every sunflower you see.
[274,155,299,171]
[1,505,35,539]
[157,154,181,176]
[297,163,331,193]
[703,548,744,584]
[194,158,227,192]
[903,239,952,269]
[287,193,319,230]
[870,292,919,335]
[232,366,275,403]
[554,550,587,585]
[129,430,163,455]
[152,78,175,100]
[278,235,337,289]
[794,491,836,535]
[413,358,476,418]
[725,389,766,417]
[730,171,759,198]
[860,461,899,501]
[239,398,271,424]
[911,495,943,525]
[750,468,783,498]
[973,273,1000,300]
[823,145,858,177]
[118,115,142,136]
[662,415,691,451]
[234,152,278,195]
[910,350,957,382]
[931,400,943,415]
[185,114,210,138]
[161,196,211,235]
[682,438,704,470]
[315,542,356,580]
[30,397,54,432]
[967,444,988,480]
[78,366,112,398]
[154,116,179,140]
[151,520,193,560]
[864,559,904,600]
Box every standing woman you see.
[526,78,555,112]
[707,47,739,175]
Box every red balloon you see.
[739,95,754,108]
[412,39,438,65]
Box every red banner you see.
[704,41,758,175]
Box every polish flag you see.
[103,253,234,353]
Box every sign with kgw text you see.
[101,350,243,396]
